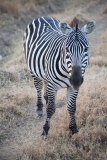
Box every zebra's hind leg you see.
[31,72,43,117]
[42,83,57,136]
[44,81,48,104]
[67,87,79,135]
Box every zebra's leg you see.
[42,83,57,136]
[67,87,79,135]
[31,72,43,117]
[44,81,48,104]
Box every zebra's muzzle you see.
[69,66,84,90]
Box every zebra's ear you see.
[81,20,96,34]
[59,22,73,35]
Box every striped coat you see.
[24,16,95,136]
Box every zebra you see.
[23,16,95,136]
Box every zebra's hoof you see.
[70,125,79,135]
[72,128,79,135]
[36,110,43,118]
[41,130,47,140]
[41,130,46,136]
[42,125,50,136]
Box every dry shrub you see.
[0,104,24,116]
[90,41,107,67]
[0,91,34,118]
[102,6,107,14]
[0,0,21,17]
[9,64,107,160]
[0,70,15,87]
[15,92,33,106]
[98,32,107,57]
[18,100,107,160]
[90,29,107,67]
[0,0,38,16]
[0,0,65,17]
[90,56,107,67]
[8,105,24,116]
[90,35,107,66]
[98,44,107,57]
[1,92,34,108]
[19,138,77,160]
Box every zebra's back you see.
[24,17,70,87]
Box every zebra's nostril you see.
[70,76,83,89]
[75,80,79,86]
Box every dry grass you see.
[90,56,107,67]
[0,88,34,132]
[15,67,107,160]
[90,30,107,67]
[0,0,66,17]
[102,3,107,15]
[0,0,21,17]
[103,7,107,14]
[0,0,94,18]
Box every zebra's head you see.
[60,17,95,90]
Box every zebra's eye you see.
[84,47,88,52]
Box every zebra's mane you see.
[69,17,78,32]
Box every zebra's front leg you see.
[44,81,48,104]
[67,87,79,135]
[42,83,57,136]
[32,76,43,117]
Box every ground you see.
[0,0,107,160]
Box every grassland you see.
[0,0,107,160]
[0,0,66,17]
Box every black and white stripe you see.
[23,16,94,136]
